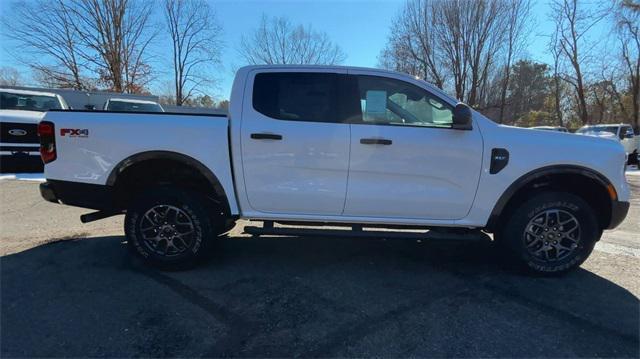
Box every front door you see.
[343,73,483,220]
[240,71,350,215]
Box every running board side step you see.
[243,224,490,241]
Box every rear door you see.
[342,72,483,220]
[239,70,350,215]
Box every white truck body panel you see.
[238,66,350,216]
[42,111,239,214]
[462,119,630,227]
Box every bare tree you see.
[460,0,507,107]
[551,0,606,125]
[5,0,155,93]
[380,0,516,109]
[164,0,222,106]
[497,0,531,123]
[8,0,86,89]
[614,0,640,130]
[0,67,23,86]
[69,0,156,93]
[549,31,565,126]
[239,15,346,65]
[379,0,445,88]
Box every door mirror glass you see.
[452,103,472,130]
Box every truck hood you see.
[575,131,618,141]
[496,124,624,152]
[0,110,46,124]
[488,124,627,178]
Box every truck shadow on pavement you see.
[2,234,639,358]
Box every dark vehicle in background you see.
[103,98,164,112]
[0,89,68,173]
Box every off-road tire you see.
[500,192,600,275]
[125,186,225,267]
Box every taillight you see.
[38,121,57,164]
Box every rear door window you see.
[252,72,339,123]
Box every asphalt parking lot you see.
[1,173,639,357]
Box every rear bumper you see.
[40,180,115,210]
[608,200,630,230]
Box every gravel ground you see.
[1,173,639,357]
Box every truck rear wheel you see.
[500,192,600,275]
[124,187,224,266]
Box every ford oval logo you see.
[8,129,27,136]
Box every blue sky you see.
[0,0,587,101]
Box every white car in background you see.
[103,98,164,112]
[576,124,638,164]
[0,88,69,172]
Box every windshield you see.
[0,91,63,112]
[106,100,163,112]
[576,126,618,135]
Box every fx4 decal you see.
[60,128,89,137]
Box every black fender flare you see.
[486,165,614,230]
[106,150,230,212]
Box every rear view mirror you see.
[452,103,472,130]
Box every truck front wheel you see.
[124,187,224,266]
[500,192,600,274]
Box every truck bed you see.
[42,110,238,213]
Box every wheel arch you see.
[106,150,231,213]
[486,165,616,232]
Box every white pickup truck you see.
[1,88,69,172]
[576,124,638,165]
[38,65,630,274]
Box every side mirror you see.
[452,103,472,130]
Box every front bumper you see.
[608,200,630,229]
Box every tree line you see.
[0,0,638,130]
[380,0,639,130]
[1,0,347,108]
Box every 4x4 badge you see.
[60,128,89,137]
